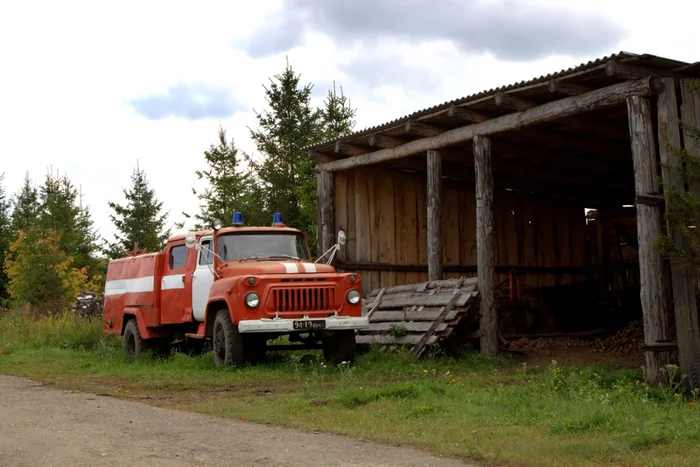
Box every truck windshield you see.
[216,233,311,261]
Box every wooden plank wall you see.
[334,167,593,295]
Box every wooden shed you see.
[307,52,700,386]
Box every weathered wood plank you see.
[356,335,438,346]
[365,322,450,333]
[368,309,462,323]
[318,78,660,172]
[317,170,335,258]
[657,78,700,388]
[443,186,460,268]
[404,178,420,284]
[427,150,443,281]
[548,79,591,96]
[366,277,478,296]
[366,170,380,292]
[334,171,348,262]
[376,292,474,309]
[494,91,536,110]
[413,287,464,357]
[395,175,407,286]
[628,94,672,386]
[378,172,396,287]
[474,134,497,356]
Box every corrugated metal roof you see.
[306,51,694,152]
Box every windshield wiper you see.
[238,256,261,261]
[266,254,301,260]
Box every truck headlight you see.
[346,289,361,305]
[245,292,260,308]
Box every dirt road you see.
[0,375,474,467]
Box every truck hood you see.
[220,260,336,276]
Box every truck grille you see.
[271,287,335,312]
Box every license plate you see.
[293,320,326,330]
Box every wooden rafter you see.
[317,77,661,172]
[494,91,537,110]
[405,120,442,137]
[334,141,365,157]
[447,104,488,122]
[368,133,405,148]
[548,79,592,96]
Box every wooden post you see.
[317,170,335,259]
[659,78,700,387]
[474,135,497,356]
[627,95,671,386]
[427,150,443,281]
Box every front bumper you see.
[238,316,369,333]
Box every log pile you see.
[508,320,645,354]
[358,277,479,357]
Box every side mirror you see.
[337,230,346,246]
[185,232,197,249]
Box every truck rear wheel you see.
[322,331,356,365]
[123,319,147,361]
[213,309,264,366]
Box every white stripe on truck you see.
[162,274,185,290]
[301,263,317,273]
[104,276,154,296]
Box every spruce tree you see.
[37,172,100,277]
[246,59,324,239]
[0,174,12,299]
[107,164,170,258]
[183,127,254,229]
[11,173,39,234]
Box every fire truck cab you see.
[103,213,369,365]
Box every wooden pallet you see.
[358,277,479,357]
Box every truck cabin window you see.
[199,239,213,265]
[169,244,187,269]
[216,233,310,261]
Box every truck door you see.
[161,241,189,324]
[192,235,215,321]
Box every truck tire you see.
[123,319,148,361]
[213,309,246,366]
[322,331,356,365]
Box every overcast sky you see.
[1,0,698,244]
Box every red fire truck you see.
[103,213,368,365]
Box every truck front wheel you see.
[322,331,356,365]
[123,319,147,361]
[213,309,248,366]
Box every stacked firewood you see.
[508,320,645,354]
[71,290,104,319]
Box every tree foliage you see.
[656,80,700,268]
[11,173,39,234]
[4,229,95,312]
[183,127,254,229]
[0,174,12,300]
[107,164,170,257]
[245,62,356,254]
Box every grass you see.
[2,309,700,466]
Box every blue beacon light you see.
[232,211,244,226]
[272,212,285,226]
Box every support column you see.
[627,95,671,386]
[427,150,443,281]
[474,135,497,356]
[658,78,700,388]
[317,170,335,258]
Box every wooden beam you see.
[427,150,443,281]
[334,141,365,156]
[368,133,405,148]
[308,150,336,163]
[606,59,680,81]
[657,77,700,389]
[319,77,660,172]
[405,120,442,137]
[494,91,536,110]
[317,170,335,258]
[627,94,671,386]
[447,104,488,123]
[474,135,497,356]
[547,79,592,96]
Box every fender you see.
[122,307,170,339]
[202,277,241,336]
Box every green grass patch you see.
[2,310,700,467]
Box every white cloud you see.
[0,0,698,248]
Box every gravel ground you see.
[0,375,475,467]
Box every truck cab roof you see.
[167,226,304,243]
